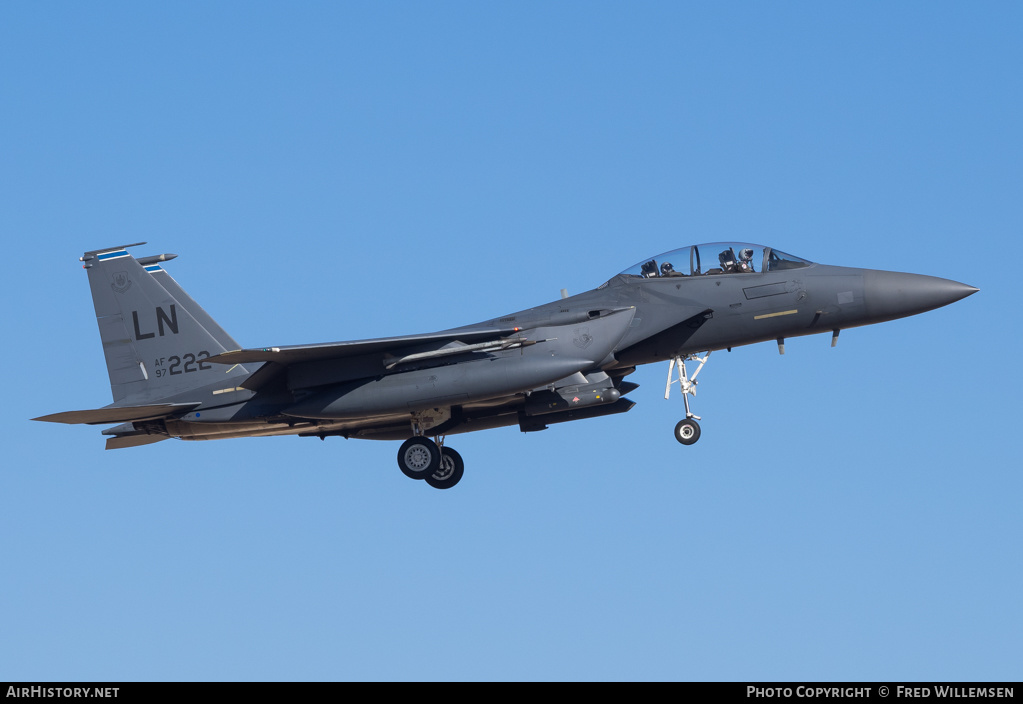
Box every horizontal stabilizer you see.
[205,328,522,366]
[32,402,200,425]
[105,434,169,450]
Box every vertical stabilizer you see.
[82,245,246,403]
[140,256,242,351]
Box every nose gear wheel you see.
[674,418,701,445]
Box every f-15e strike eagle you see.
[34,242,976,489]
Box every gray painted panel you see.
[743,282,790,299]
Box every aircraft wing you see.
[203,327,522,366]
[32,402,201,425]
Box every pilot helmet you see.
[739,248,754,261]
[661,261,675,274]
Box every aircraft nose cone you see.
[864,270,978,322]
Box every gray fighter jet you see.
[34,242,976,489]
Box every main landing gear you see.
[396,414,464,489]
[665,352,711,446]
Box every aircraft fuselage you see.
[35,242,977,489]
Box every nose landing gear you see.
[665,352,711,445]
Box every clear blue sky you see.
[1,2,1019,681]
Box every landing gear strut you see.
[396,413,465,489]
[665,352,711,445]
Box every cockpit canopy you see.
[617,243,811,279]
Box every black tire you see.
[426,447,464,490]
[397,437,440,479]
[674,418,701,446]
